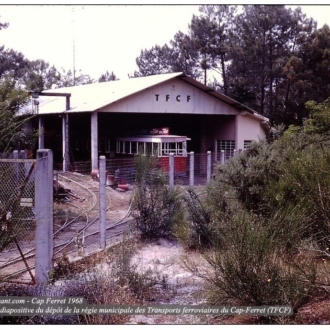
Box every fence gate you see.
[0,157,37,284]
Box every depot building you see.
[30,72,270,171]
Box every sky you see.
[0,4,330,82]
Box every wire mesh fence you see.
[71,152,222,187]
[0,158,36,246]
[106,157,136,185]
[0,150,223,283]
[0,156,36,283]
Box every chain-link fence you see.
[72,152,222,187]
[183,152,219,186]
[0,155,36,282]
[0,158,36,245]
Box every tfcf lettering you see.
[155,94,191,102]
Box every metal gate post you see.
[35,149,53,284]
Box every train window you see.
[161,142,184,155]
[152,143,160,156]
[116,135,189,157]
[116,141,126,153]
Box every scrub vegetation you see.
[132,151,183,240]
[131,99,330,323]
[178,122,330,323]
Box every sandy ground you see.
[124,238,330,325]
[125,239,216,325]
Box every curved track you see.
[0,171,134,283]
[1,174,207,283]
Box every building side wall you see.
[236,114,266,150]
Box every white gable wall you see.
[98,79,240,115]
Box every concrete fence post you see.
[207,151,211,184]
[99,156,106,249]
[19,150,26,159]
[233,149,237,158]
[189,151,194,187]
[220,150,225,165]
[91,112,98,171]
[169,153,174,190]
[35,149,53,285]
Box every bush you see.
[178,189,213,249]
[184,210,318,310]
[265,141,330,247]
[211,140,282,217]
[178,188,237,250]
[132,152,183,240]
[181,133,330,311]
[210,132,330,248]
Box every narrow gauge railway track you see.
[0,171,134,283]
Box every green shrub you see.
[179,189,213,249]
[184,210,318,310]
[211,140,282,217]
[132,152,183,240]
[210,132,330,247]
[265,138,330,247]
[178,188,239,250]
[176,131,330,315]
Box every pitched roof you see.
[35,72,183,114]
[31,72,270,129]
